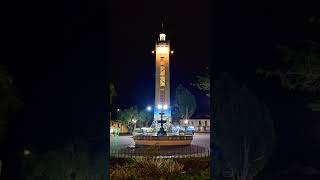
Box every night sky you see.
[2,0,319,172]
[110,0,210,115]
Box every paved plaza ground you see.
[110,133,210,151]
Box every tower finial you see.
[161,21,164,33]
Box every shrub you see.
[110,164,138,180]
[110,158,184,179]
[134,158,184,178]
[177,158,210,174]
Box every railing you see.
[110,146,210,159]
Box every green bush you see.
[170,168,210,180]
[110,158,184,179]
[135,158,184,178]
[22,142,107,180]
[110,164,138,180]
[176,158,210,175]
[110,157,210,180]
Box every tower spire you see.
[161,21,164,33]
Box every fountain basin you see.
[133,135,193,146]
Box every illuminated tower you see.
[152,28,174,122]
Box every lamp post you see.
[132,119,137,130]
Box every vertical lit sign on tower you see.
[153,32,174,121]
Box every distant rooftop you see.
[190,114,210,119]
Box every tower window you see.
[159,33,166,41]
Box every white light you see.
[159,33,166,41]
[157,46,168,54]
[157,104,163,110]
[184,119,188,124]
[117,109,120,112]
[24,149,31,156]
[163,104,168,110]
[147,106,152,111]
[132,119,137,123]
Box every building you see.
[180,119,210,133]
[110,120,128,134]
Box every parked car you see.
[186,126,195,135]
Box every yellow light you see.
[159,33,166,41]
[157,46,168,55]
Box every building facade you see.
[180,119,210,132]
[110,120,128,134]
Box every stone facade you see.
[180,119,210,132]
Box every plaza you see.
[110,133,210,151]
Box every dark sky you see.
[110,0,210,114]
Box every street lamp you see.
[132,119,137,127]
[146,106,152,111]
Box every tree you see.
[109,82,117,120]
[118,106,146,134]
[191,68,210,97]
[0,68,20,131]
[173,85,197,120]
[0,68,20,143]
[257,41,320,111]
[0,67,21,178]
[23,140,106,180]
[214,73,275,180]
[109,82,117,105]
